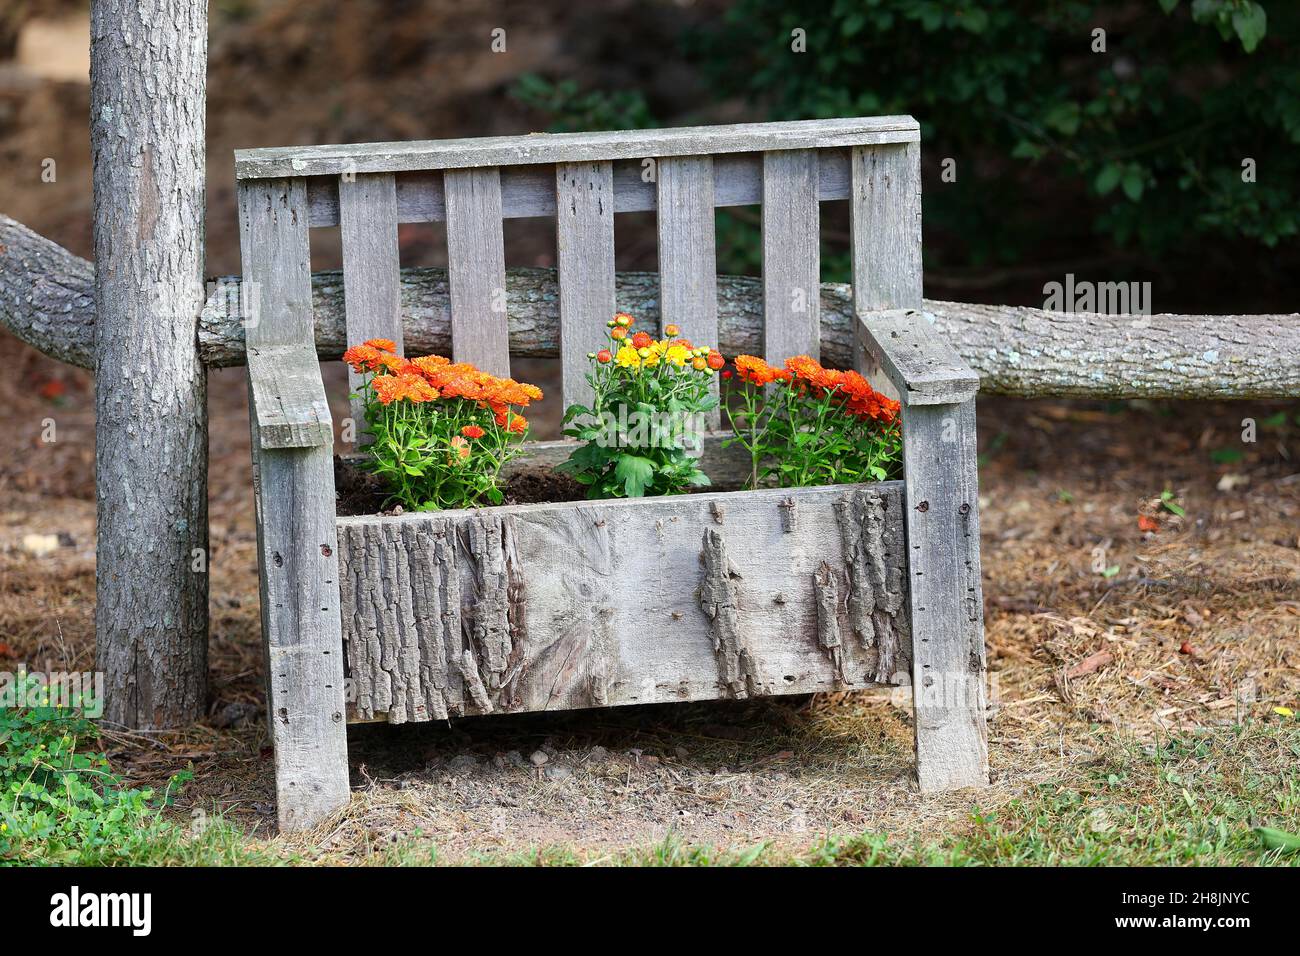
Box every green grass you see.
[6,714,1297,866]
[376,721,1300,867]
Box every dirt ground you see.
[2,330,1296,858]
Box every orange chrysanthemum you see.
[494,409,528,434]
[371,373,438,405]
[733,355,790,387]
[461,424,485,439]
[364,338,398,353]
[342,344,383,373]
[631,331,653,350]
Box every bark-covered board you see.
[337,482,910,722]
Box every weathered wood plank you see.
[902,400,989,792]
[237,178,315,349]
[236,116,920,178]
[657,155,719,424]
[339,173,402,442]
[857,308,979,405]
[443,167,510,376]
[247,343,333,449]
[337,482,909,722]
[849,142,922,314]
[555,161,616,412]
[762,149,821,362]
[304,151,855,226]
[238,179,351,831]
[850,142,922,379]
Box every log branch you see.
[4,213,1297,399]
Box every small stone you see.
[544,764,572,781]
[21,533,59,557]
[211,701,258,729]
[529,749,549,767]
[674,746,689,759]
[447,754,479,773]
[588,745,608,762]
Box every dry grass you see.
[1,331,1298,864]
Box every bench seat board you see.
[336,481,910,723]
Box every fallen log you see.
[4,213,1298,399]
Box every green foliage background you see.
[514,0,1296,295]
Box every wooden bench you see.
[234,116,988,832]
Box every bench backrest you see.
[234,116,922,428]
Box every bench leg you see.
[250,433,351,831]
[902,399,989,792]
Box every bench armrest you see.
[248,343,334,449]
[856,308,979,406]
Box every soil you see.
[334,457,587,516]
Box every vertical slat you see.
[847,140,985,789]
[761,149,821,363]
[339,172,402,442]
[656,155,719,426]
[237,178,351,831]
[238,179,316,349]
[902,399,989,792]
[850,142,922,382]
[443,167,510,377]
[555,161,616,412]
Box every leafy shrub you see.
[724,353,901,488]
[344,339,541,511]
[0,674,192,865]
[693,0,1296,260]
[515,2,1297,281]
[557,315,725,497]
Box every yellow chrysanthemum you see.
[665,344,692,367]
[615,345,641,368]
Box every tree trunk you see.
[90,0,208,727]
[4,226,1297,401]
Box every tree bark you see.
[202,269,1300,400]
[90,0,208,727]
[3,217,1298,400]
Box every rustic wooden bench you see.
[234,116,988,832]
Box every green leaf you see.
[1261,411,1288,428]
[1232,3,1266,53]
[1210,447,1243,463]
[1159,490,1186,517]
[1044,101,1081,137]
[958,8,989,34]
[1011,140,1044,161]
[1121,167,1145,201]
[614,454,657,497]
[1254,826,1300,854]
[1158,0,1180,12]
[1095,163,1123,196]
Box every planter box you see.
[237,116,990,832]
[338,480,909,723]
